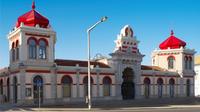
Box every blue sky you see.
[0,0,200,68]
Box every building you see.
[0,2,196,105]
[195,55,200,96]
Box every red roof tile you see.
[16,2,49,28]
[159,30,186,50]
[141,65,165,71]
[55,59,111,68]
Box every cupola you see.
[16,2,49,28]
[159,30,186,50]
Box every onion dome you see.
[16,2,49,28]
[159,30,186,50]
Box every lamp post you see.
[87,16,108,110]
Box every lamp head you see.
[101,16,108,22]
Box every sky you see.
[0,0,200,68]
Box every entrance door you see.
[121,67,135,99]
[33,76,43,104]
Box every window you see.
[12,49,15,62]
[188,57,192,70]
[28,38,37,59]
[169,78,175,98]
[15,40,19,60]
[168,56,175,69]
[39,40,47,59]
[11,42,15,62]
[103,77,112,96]
[157,78,163,98]
[61,76,72,97]
[83,76,93,97]
[144,78,150,98]
[185,56,188,69]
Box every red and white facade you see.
[0,2,196,105]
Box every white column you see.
[19,66,26,104]
[50,67,57,102]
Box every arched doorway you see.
[121,67,135,100]
[61,75,73,98]
[144,77,151,98]
[13,76,18,103]
[83,76,94,97]
[186,79,190,97]
[33,75,43,104]
[7,78,10,102]
[169,78,175,98]
[103,77,112,96]
[157,78,163,98]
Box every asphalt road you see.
[1,98,200,112]
[1,106,200,112]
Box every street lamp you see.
[87,16,108,110]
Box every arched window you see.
[83,76,94,97]
[144,77,151,98]
[168,56,175,69]
[157,78,163,98]
[12,42,15,62]
[188,57,192,70]
[185,56,188,69]
[61,76,72,97]
[103,77,112,96]
[169,78,175,98]
[33,75,43,104]
[39,39,47,59]
[28,38,37,59]
[0,79,3,95]
[16,40,19,60]
[186,79,190,97]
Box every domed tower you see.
[110,25,144,99]
[152,30,196,75]
[8,2,56,67]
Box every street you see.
[1,98,200,112]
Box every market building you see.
[0,2,196,105]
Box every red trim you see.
[12,42,15,49]
[26,70,51,73]
[102,76,112,84]
[142,74,179,77]
[61,75,73,83]
[100,73,114,75]
[122,50,126,52]
[15,40,19,48]
[122,46,128,48]
[25,33,50,38]
[38,38,49,46]
[132,47,137,49]
[10,70,20,74]
[57,71,76,74]
[83,76,94,84]
[169,78,175,84]
[27,37,38,45]
[167,55,175,60]
[143,77,151,84]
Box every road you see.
[1,98,200,112]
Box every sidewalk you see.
[1,97,200,111]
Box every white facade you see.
[0,5,196,105]
[195,56,200,96]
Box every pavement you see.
[1,97,200,112]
